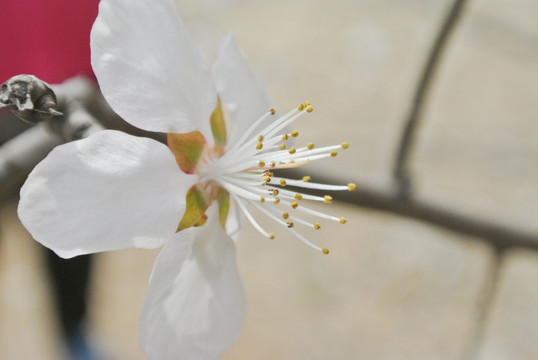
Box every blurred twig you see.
[285,171,538,251]
[387,1,522,358]
[461,249,503,360]
[0,123,63,198]
[393,0,469,198]
[2,72,537,252]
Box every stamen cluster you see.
[199,102,356,254]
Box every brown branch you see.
[460,250,503,360]
[393,0,469,197]
[3,74,536,254]
[0,123,63,198]
[284,170,538,251]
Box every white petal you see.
[18,130,196,259]
[91,0,216,137]
[212,33,275,148]
[140,209,245,360]
[225,198,243,242]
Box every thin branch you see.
[0,123,63,198]
[393,0,469,197]
[2,74,536,254]
[461,250,503,360]
[284,170,538,251]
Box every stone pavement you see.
[0,0,537,359]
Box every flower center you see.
[169,102,356,254]
[215,102,356,254]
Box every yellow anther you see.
[258,160,265,168]
[304,101,310,107]
[274,198,280,204]
[269,232,275,239]
[288,147,296,155]
[282,212,289,220]
[305,106,313,113]
[307,142,315,150]
[323,195,333,204]
[282,133,289,141]
[289,159,296,164]
[339,217,347,224]
[256,142,263,150]
[348,183,357,191]
[280,179,287,187]
[272,189,280,196]
[291,201,299,209]
[302,176,311,182]
[294,194,303,200]
[263,176,271,182]
[286,221,294,228]
[258,135,264,142]
[269,107,276,115]
[330,150,338,157]
[297,103,304,111]
[341,142,349,149]
[291,130,299,137]
[260,196,265,203]
[279,143,286,150]
[271,161,276,168]
[322,248,330,255]
[314,223,321,230]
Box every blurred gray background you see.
[1,0,537,359]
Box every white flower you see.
[17,0,355,359]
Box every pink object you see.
[0,0,99,84]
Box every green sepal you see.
[210,98,227,147]
[194,214,208,227]
[216,187,230,230]
[176,184,210,232]
[167,131,206,174]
